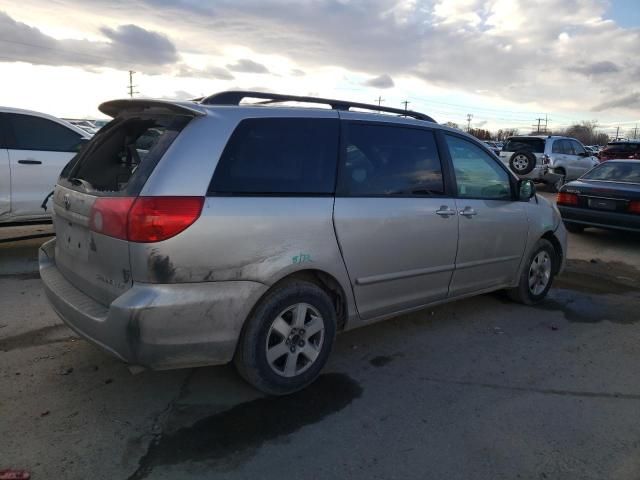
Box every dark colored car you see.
[557,160,640,233]
[599,141,640,162]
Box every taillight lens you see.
[629,200,640,214]
[89,196,204,242]
[90,197,135,240]
[128,197,204,242]
[556,192,578,206]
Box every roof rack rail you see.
[200,90,435,123]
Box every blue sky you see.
[607,0,640,28]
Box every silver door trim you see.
[455,254,521,270]
[356,263,455,286]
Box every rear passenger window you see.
[7,114,83,152]
[338,123,444,196]
[209,118,339,195]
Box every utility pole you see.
[544,114,549,133]
[615,126,620,140]
[376,96,384,106]
[533,117,545,134]
[401,100,410,112]
[127,70,138,98]
[466,113,473,132]
[633,124,638,139]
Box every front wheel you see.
[507,239,557,305]
[234,280,336,395]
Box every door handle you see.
[436,206,457,217]
[459,206,477,217]
[18,159,42,165]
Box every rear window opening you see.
[503,137,545,154]
[60,115,190,195]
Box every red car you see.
[598,141,640,162]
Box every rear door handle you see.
[18,159,42,165]
[436,206,457,217]
[459,206,477,217]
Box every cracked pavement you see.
[2,207,640,479]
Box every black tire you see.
[234,280,337,395]
[509,151,536,175]
[565,222,585,234]
[507,239,557,305]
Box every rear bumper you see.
[521,165,549,181]
[558,206,640,233]
[39,239,268,369]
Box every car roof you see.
[0,105,91,138]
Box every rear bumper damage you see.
[39,239,268,369]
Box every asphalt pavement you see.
[1,207,639,480]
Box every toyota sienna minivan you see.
[39,91,567,394]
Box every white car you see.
[1,107,90,224]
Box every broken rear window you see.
[60,115,190,195]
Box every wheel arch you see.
[541,230,563,275]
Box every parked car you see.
[39,92,567,394]
[598,141,640,162]
[483,140,501,156]
[557,160,640,233]
[500,135,599,191]
[0,107,90,224]
[63,119,99,135]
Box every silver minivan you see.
[39,92,567,394]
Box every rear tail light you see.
[556,192,578,206]
[629,200,640,214]
[90,196,204,242]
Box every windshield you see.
[582,162,640,183]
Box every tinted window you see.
[8,114,83,152]
[552,139,565,154]
[446,135,511,200]
[582,162,640,183]
[209,118,338,195]
[503,137,545,153]
[604,142,640,153]
[338,124,444,196]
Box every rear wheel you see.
[508,239,556,305]
[234,280,336,395]
[509,151,536,175]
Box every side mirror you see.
[518,179,536,201]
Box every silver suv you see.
[500,135,599,190]
[39,91,567,394]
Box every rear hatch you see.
[600,142,640,161]
[499,137,546,164]
[52,101,198,305]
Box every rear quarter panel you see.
[130,107,357,326]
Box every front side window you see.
[209,118,339,195]
[445,135,512,200]
[7,114,84,152]
[571,140,586,155]
[338,123,444,196]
